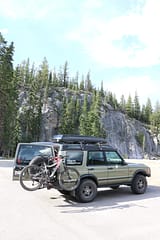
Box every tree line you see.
[0,32,160,156]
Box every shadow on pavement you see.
[54,185,160,213]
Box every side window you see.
[65,151,83,165]
[87,151,105,166]
[105,151,123,165]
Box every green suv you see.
[13,135,151,203]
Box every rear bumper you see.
[12,169,21,180]
[12,165,25,180]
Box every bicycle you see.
[19,155,80,192]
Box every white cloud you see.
[104,76,159,105]
[83,0,103,9]
[0,0,58,20]
[0,28,8,34]
[67,0,160,68]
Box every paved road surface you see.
[0,159,160,240]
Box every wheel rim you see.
[137,179,145,190]
[82,185,93,197]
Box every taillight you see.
[17,158,21,164]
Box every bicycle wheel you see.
[19,165,44,191]
[58,167,80,191]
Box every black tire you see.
[131,174,147,194]
[75,179,97,203]
[29,155,46,166]
[59,167,80,191]
[19,165,43,191]
[58,190,71,195]
[110,185,120,190]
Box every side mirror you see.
[123,160,128,165]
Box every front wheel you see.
[58,167,80,191]
[19,165,44,191]
[131,174,147,194]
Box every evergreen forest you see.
[1,32,160,157]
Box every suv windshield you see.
[16,144,53,164]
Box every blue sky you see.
[0,0,160,107]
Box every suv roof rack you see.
[52,134,107,144]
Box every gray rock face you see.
[103,109,157,159]
[36,93,159,159]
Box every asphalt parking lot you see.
[0,159,160,240]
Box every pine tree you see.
[0,32,16,155]
[151,101,160,141]
[126,95,133,117]
[85,72,93,92]
[59,97,67,133]
[60,97,78,134]
[12,66,23,145]
[140,104,146,122]
[17,60,43,142]
[75,98,81,132]
[133,91,141,120]
[119,94,126,112]
[57,61,69,87]
[79,94,90,135]
[40,58,50,111]
[100,80,105,97]
[52,68,59,87]
[144,98,152,124]
[68,72,79,90]
[63,61,69,88]
[107,91,118,109]
[79,75,85,90]
[88,91,106,137]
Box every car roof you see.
[18,139,116,151]
[31,142,54,146]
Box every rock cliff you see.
[39,92,160,159]
[102,108,159,159]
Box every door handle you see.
[107,167,114,170]
[88,168,94,170]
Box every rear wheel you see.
[58,189,71,195]
[19,165,44,191]
[75,179,97,203]
[110,185,120,190]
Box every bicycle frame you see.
[46,156,64,179]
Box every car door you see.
[87,151,107,186]
[105,151,129,184]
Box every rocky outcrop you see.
[102,109,158,159]
[20,88,157,159]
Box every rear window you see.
[16,144,53,164]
